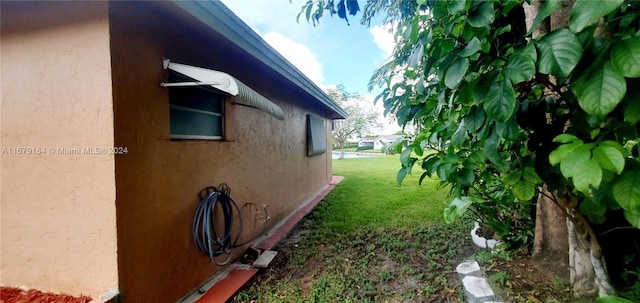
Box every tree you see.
[299,0,640,299]
[326,84,381,159]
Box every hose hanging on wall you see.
[192,184,269,266]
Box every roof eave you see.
[170,0,348,119]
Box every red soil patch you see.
[0,287,92,303]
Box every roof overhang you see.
[161,59,285,120]
[168,0,348,120]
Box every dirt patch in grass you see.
[232,219,478,302]
[476,250,595,303]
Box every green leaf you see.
[597,295,637,303]
[553,134,581,144]
[400,147,413,167]
[549,141,582,165]
[447,0,466,14]
[522,167,543,184]
[536,29,583,79]
[451,121,467,147]
[468,0,495,28]
[513,180,536,200]
[611,37,640,78]
[624,90,640,125]
[572,62,627,117]
[593,145,625,174]
[503,170,522,186]
[613,170,640,212]
[444,196,475,223]
[445,57,470,89]
[460,37,482,57]
[505,54,535,84]
[484,128,505,167]
[496,117,520,140]
[473,71,499,104]
[397,167,408,185]
[459,168,476,186]
[521,43,537,62]
[580,198,607,224]
[560,143,592,178]
[483,78,516,122]
[572,158,602,194]
[623,210,640,229]
[570,0,623,33]
[527,0,564,35]
[464,106,486,132]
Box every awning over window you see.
[160,59,285,120]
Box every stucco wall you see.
[0,1,118,300]
[109,2,333,302]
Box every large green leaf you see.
[451,121,467,147]
[505,54,535,84]
[613,170,640,212]
[570,0,623,33]
[463,106,486,132]
[549,141,582,165]
[572,158,603,194]
[523,167,543,184]
[473,71,499,104]
[623,210,640,229]
[448,0,467,14]
[503,170,522,186]
[397,167,408,185]
[483,78,516,122]
[527,0,564,35]
[554,134,581,144]
[458,168,476,186]
[572,62,627,117]
[593,145,625,174]
[444,196,475,223]
[624,93,640,125]
[496,117,519,140]
[513,180,536,201]
[445,57,470,89]
[460,37,482,57]
[611,37,640,78]
[468,1,495,28]
[560,143,592,178]
[536,29,583,79]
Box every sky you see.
[220,0,402,134]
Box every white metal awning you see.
[160,59,284,120]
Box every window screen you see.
[169,87,225,140]
[307,114,326,156]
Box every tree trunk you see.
[532,186,569,280]
[524,0,614,298]
[567,219,615,297]
[339,142,345,160]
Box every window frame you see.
[168,84,227,141]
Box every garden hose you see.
[192,184,269,266]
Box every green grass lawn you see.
[320,155,450,233]
[233,155,476,303]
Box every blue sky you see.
[221,0,401,133]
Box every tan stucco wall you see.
[0,1,118,300]
[109,2,333,302]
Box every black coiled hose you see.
[192,184,267,266]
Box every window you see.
[169,86,225,140]
[307,114,326,156]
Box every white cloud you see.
[369,23,396,60]
[262,32,325,86]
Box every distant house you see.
[1,1,346,302]
[374,135,403,150]
[358,135,403,150]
